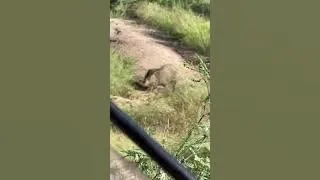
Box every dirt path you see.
[110,18,201,82]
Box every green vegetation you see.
[111,0,210,18]
[147,0,210,18]
[110,50,135,98]
[110,0,211,179]
[111,0,210,57]
[135,2,210,56]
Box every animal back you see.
[158,64,177,85]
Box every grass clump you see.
[123,81,208,133]
[110,50,135,97]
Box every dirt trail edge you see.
[110,18,201,83]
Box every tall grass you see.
[111,0,210,57]
[124,84,207,131]
[134,1,210,56]
[149,0,210,18]
[110,50,135,97]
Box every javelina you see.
[139,64,178,92]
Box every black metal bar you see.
[110,101,197,180]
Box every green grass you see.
[111,0,210,57]
[149,0,210,18]
[189,1,210,18]
[134,1,210,56]
[110,50,135,97]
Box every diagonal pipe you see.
[110,101,197,180]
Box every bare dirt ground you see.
[110,18,202,83]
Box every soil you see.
[110,18,201,82]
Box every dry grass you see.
[111,49,208,136]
